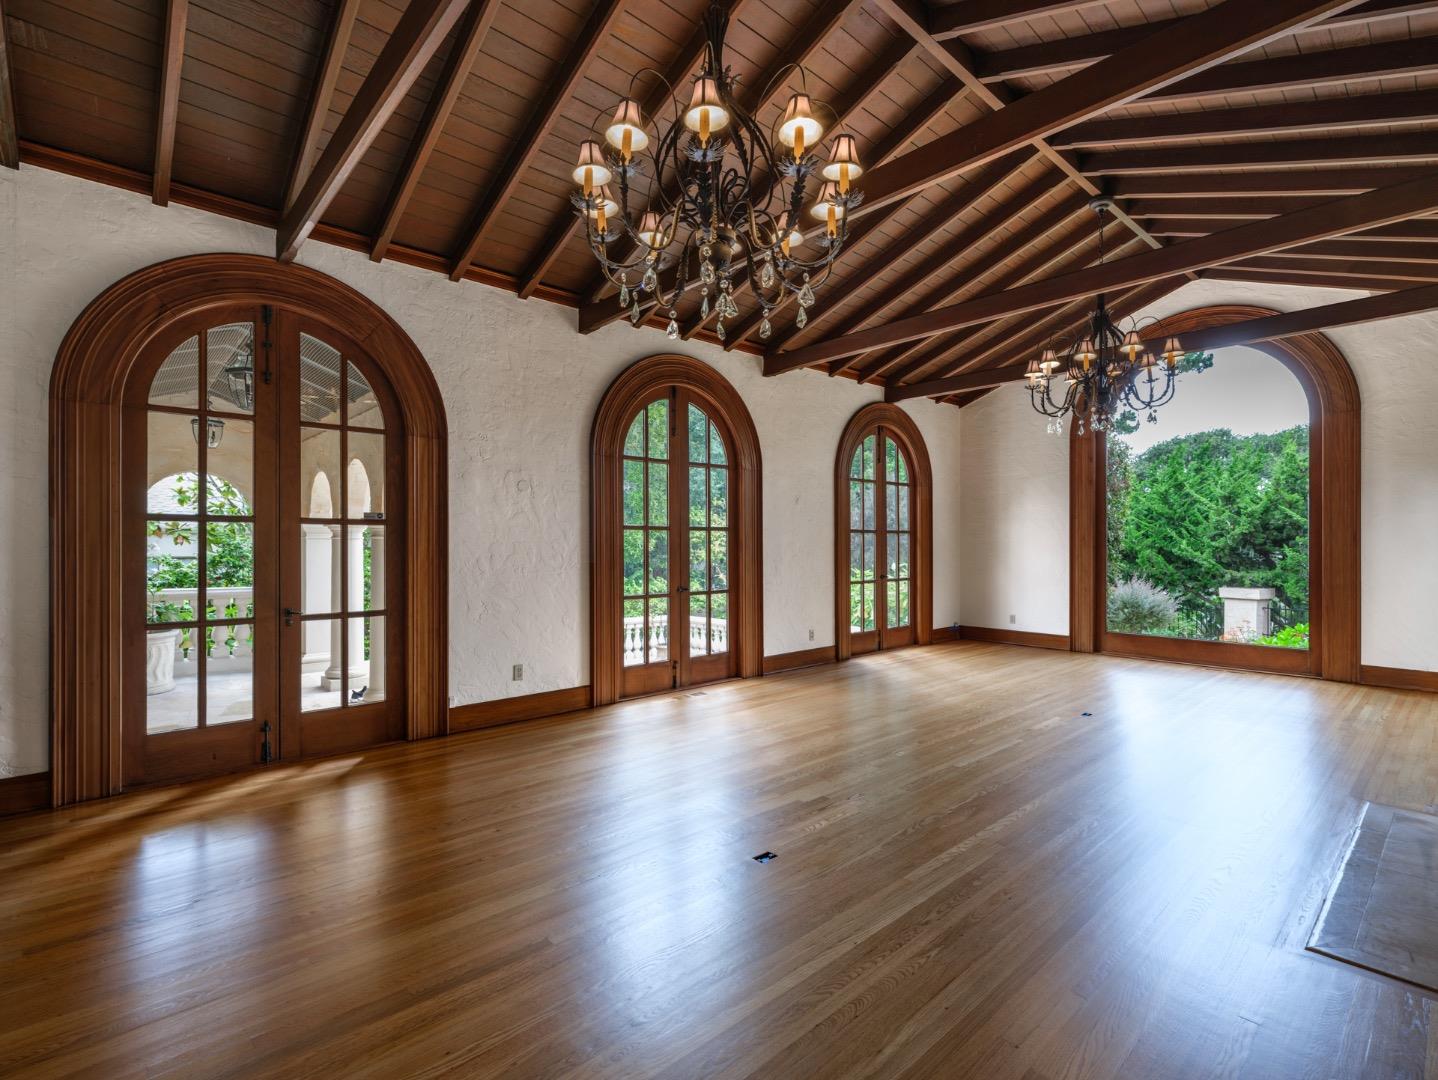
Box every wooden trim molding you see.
[0,771,51,816]
[451,686,592,732]
[1070,304,1360,682]
[763,646,838,675]
[1361,665,1438,693]
[959,625,1072,651]
[833,403,934,661]
[590,355,764,706]
[50,254,449,805]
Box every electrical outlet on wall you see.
[1009,614,1017,625]
[808,628,815,641]
[512,664,523,681]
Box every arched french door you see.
[835,404,933,661]
[123,309,406,785]
[52,255,447,804]
[592,356,762,705]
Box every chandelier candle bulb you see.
[822,135,863,195]
[686,77,729,146]
[605,99,648,159]
[573,141,612,195]
[779,93,824,153]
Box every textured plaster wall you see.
[958,277,1438,672]
[0,164,962,778]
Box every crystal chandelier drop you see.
[1027,199,1185,435]
[571,2,863,342]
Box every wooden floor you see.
[3,642,1438,1079]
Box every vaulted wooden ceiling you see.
[4,0,1437,406]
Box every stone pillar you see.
[1219,586,1276,642]
[366,527,386,701]
[322,525,368,691]
[301,524,332,666]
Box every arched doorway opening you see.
[52,254,448,804]
[1070,305,1360,681]
[591,356,762,705]
[834,404,933,661]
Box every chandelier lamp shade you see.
[571,1,863,342]
[1027,199,1186,434]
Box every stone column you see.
[1219,586,1276,642]
[322,525,368,691]
[301,524,332,666]
[366,526,386,701]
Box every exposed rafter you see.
[283,0,361,212]
[1056,88,1438,149]
[1111,167,1435,199]
[844,0,1366,221]
[766,171,1438,373]
[447,0,628,282]
[371,0,501,263]
[973,0,1432,84]
[929,0,1111,40]
[833,184,1089,379]
[1084,132,1438,174]
[771,151,1041,353]
[152,0,188,206]
[277,0,469,263]
[890,282,1438,401]
[852,215,1102,384]
[0,0,19,169]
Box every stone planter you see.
[146,628,181,695]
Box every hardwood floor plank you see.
[1,643,1435,1077]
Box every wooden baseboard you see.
[1361,665,1438,693]
[959,625,1072,651]
[930,626,961,643]
[0,771,52,816]
[450,686,592,733]
[763,645,837,674]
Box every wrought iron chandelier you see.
[571,2,863,342]
[1027,198,1185,435]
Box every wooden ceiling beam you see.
[1056,88,1438,149]
[845,0,1362,223]
[283,0,361,212]
[1110,167,1435,198]
[1083,132,1438,174]
[774,151,1045,353]
[1145,217,1438,240]
[929,0,1110,40]
[835,186,1089,379]
[974,0,1432,83]
[1125,197,1325,219]
[891,282,1438,400]
[765,171,1438,372]
[0,0,19,169]
[889,274,1185,395]
[1146,35,1438,103]
[516,2,764,301]
[875,234,1142,384]
[151,0,188,206]
[1201,267,1399,292]
[1277,239,1438,263]
[446,0,628,282]
[1230,254,1438,284]
[371,0,500,263]
[277,0,468,263]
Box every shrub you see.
[1255,622,1309,650]
[1107,577,1179,635]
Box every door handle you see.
[284,608,303,627]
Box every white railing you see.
[147,587,255,672]
[622,614,728,665]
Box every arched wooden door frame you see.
[1070,304,1360,682]
[834,403,934,662]
[591,355,763,706]
[50,254,448,805]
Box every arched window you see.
[835,404,933,660]
[592,356,762,705]
[51,255,447,804]
[1070,304,1360,681]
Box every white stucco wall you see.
[0,164,963,778]
[959,277,1438,673]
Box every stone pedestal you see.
[1219,586,1275,642]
